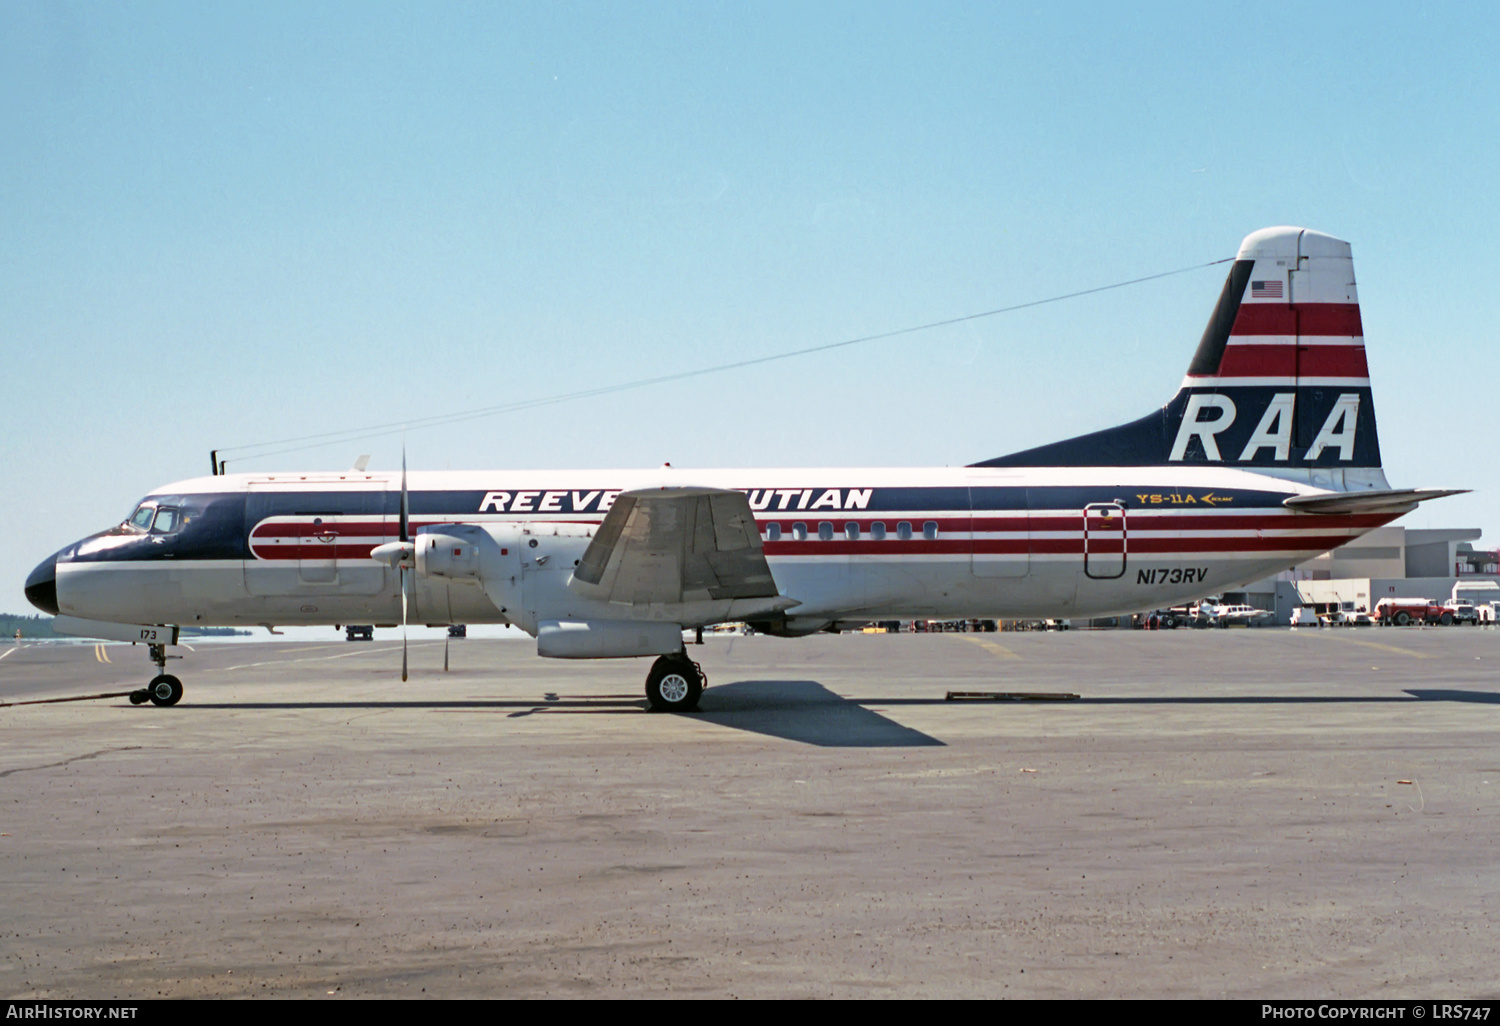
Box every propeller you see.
[370,446,415,682]
[400,445,409,682]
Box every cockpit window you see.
[128,505,156,531]
[151,507,181,534]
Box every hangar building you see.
[1223,527,1500,624]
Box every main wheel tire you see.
[148,674,183,707]
[645,656,702,713]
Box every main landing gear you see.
[645,653,705,713]
[128,643,183,707]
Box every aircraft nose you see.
[24,553,60,615]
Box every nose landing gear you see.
[130,643,184,707]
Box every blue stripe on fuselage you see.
[58,483,1295,565]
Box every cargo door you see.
[1083,502,1127,580]
[244,481,389,596]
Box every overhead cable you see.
[216,256,1234,467]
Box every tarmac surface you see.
[2,626,1498,999]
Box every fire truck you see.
[1371,598,1451,626]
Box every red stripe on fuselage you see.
[248,542,383,561]
[248,512,1384,544]
[979,512,1388,532]
[253,533,1367,561]
[761,534,1362,557]
[1031,534,1359,555]
[248,518,596,539]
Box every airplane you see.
[24,226,1465,712]
[1204,602,1274,628]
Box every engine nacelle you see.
[535,619,683,659]
[746,615,833,637]
[414,526,482,580]
[407,521,596,634]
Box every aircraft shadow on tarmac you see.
[1040,689,1500,706]
[180,680,944,748]
[695,680,944,748]
[1402,689,1500,704]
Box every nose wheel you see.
[132,674,183,706]
[645,654,704,713]
[130,643,184,707]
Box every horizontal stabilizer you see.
[1282,488,1468,515]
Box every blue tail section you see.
[973,227,1387,490]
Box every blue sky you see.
[4,1,1497,609]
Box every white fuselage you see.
[51,463,1393,635]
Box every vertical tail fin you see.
[974,226,1388,491]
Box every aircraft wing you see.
[1283,487,1469,516]
[569,487,783,605]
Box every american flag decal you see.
[1251,280,1283,298]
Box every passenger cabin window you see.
[818,522,834,541]
[844,522,859,540]
[871,522,887,541]
[923,521,939,541]
[792,522,808,541]
[897,521,913,541]
[766,523,781,542]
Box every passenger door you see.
[1083,502,1127,579]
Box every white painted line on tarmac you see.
[211,642,440,673]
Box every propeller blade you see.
[398,439,412,681]
[399,444,410,543]
[443,633,450,672]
